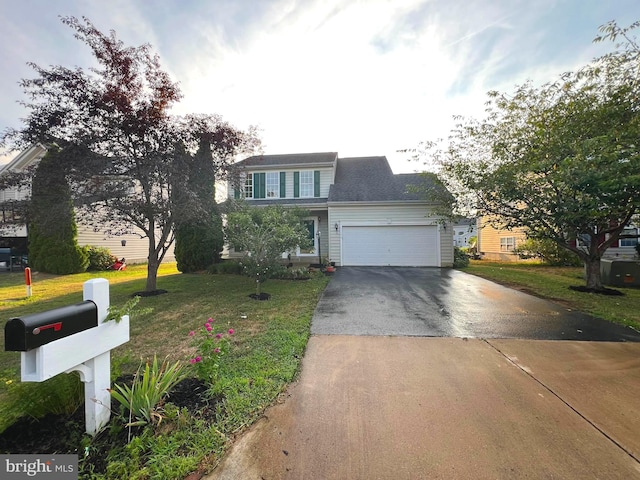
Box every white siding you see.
[77,226,175,264]
[0,187,30,202]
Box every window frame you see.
[620,227,639,247]
[299,171,314,198]
[499,236,516,252]
[243,174,253,199]
[266,172,280,198]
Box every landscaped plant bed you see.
[249,292,271,300]
[568,285,624,296]
[0,377,217,476]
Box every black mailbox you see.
[4,300,98,352]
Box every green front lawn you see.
[462,261,640,330]
[0,264,329,478]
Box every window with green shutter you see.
[293,171,320,198]
[299,171,314,197]
[254,172,266,199]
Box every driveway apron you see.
[206,267,640,480]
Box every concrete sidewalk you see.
[205,337,640,480]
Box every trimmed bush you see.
[271,267,312,280]
[86,246,114,270]
[175,217,223,273]
[514,238,582,266]
[207,260,243,275]
[453,247,470,268]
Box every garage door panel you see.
[342,225,438,267]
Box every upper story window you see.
[292,170,320,198]
[266,172,279,198]
[243,174,253,199]
[236,172,283,199]
[300,171,314,198]
[235,169,320,200]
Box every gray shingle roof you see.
[327,156,447,203]
[235,152,338,168]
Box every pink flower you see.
[195,356,202,363]
[214,348,220,354]
[216,333,222,339]
[206,325,213,332]
[188,331,195,336]
[208,317,214,323]
[228,329,234,335]
[189,358,196,364]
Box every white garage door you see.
[342,225,439,266]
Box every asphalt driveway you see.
[311,266,640,341]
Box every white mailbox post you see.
[14,279,129,435]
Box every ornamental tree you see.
[1,16,259,292]
[434,20,640,290]
[225,203,312,295]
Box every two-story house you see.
[229,152,454,267]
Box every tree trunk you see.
[584,257,603,290]
[146,250,159,292]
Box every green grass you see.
[0,264,330,478]
[462,261,640,330]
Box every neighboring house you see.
[0,144,174,264]
[477,216,639,262]
[228,152,453,267]
[453,218,477,248]
[476,218,528,262]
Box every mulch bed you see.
[568,285,624,296]
[249,292,271,300]
[131,289,168,297]
[0,377,216,475]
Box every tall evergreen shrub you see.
[28,147,88,274]
[175,139,224,272]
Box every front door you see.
[299,219,317,256]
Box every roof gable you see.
[0,144,47,174]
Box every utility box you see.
[600,259,640,287]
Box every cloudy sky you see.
[1,0,638,172]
